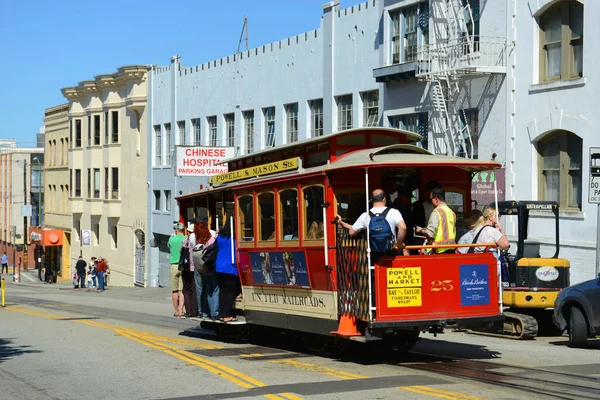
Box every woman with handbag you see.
[191,219,219,319]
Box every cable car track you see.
[403,351,600,400]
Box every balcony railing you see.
[416,36,507,77]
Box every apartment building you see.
[0,141,44,272]
[38,103,71,282]
[62,65,148,287]
[509,0,597,283]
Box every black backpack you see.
[178,244,191,272]
[368,207,395,252]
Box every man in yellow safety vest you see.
[415,187,456,254]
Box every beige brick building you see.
[62,65,148,287]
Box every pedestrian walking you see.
[75,256,87,289]
[1,252,8,274]
[96,257,107,292]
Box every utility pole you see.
[23,160,28,270]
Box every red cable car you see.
[177,127,503,350]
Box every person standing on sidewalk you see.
[75,256,87,289]
[1,252,8,274]
[168,223,186,317]
[96,257,107,293]
[216,221,238,322]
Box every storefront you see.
[29,227,65,283]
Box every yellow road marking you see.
[271,359,485,400]
[9,305,302,399]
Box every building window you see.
[336,95,353,131]
[76,219,81,242]
[263,107,275,147]
[93,115,101,145]
[111,111,119,143]
[69,120,73,145]
[153,190,161,211]
[225,113,235,147]
[104,168,109,199]
[164,190,171,212]
[75,170,81,197]
[362,90,379,127]
[111,226,117,249]
[164,123,172,165]
[53,140,58,166]
[389,112,429,150]
[154,125,162,166]
[87,168,91,198]
[94,222,100,246]
[208,116,217,146]
[459,109,478,159]
[285,103,299,143]
[177,121,186,145]
[111,168,119,199]
[243,110,254,154]
[391,2,429,64]
[70,169,73,197]
[538,131,582,210]
[104,111,109,144]
[87,115,91,146]
[309,99,323,137]
[75,119,82,147]
[192,118,201,146]
[93,168,100,198]
[539,0,583,82]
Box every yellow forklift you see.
[493,201,570,339]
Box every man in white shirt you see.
[336,189,407,257]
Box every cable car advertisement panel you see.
[248,251,310,287]
[375,252,500,322]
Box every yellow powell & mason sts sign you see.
[211,157,299,185]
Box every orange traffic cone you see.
[330,314,361,336]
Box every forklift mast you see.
[492,201,560,260]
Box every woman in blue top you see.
[216,221,239,322]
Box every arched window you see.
[303,185,324,241]
[538,131,582,209]
[237,195,254,243]
[278,189,298,242]
[539,0,583,82]
[257,192,275,241]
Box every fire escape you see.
[416,0,507,158]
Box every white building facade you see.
[509,0,597,283]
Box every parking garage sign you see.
[590,147,600,204]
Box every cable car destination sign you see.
[210,157,300,185]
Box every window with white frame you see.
[538,0,583,83]
[154,125,162,166]
[309,99,323,137]
[390,2,429,64]
[264,107,275,147]
[389,112,428,150]
[225,113,235,147]
[94,115,101,145]
[177,121,186,145]
[243,110,254,153]
[459,109,479,159]
[538,131,582,210]
[93,168,100,198]
[192,118,201,145]
[164,190,171,212]
[208,116,217,146]
[164,123,171,165]
[336,95,352,131]
[153,190,161,211]
[361,90,379,127]
[111,111,119,143]
[285,103,298,143]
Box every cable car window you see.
[258,192,275,241]
[336,191,366,225]
[238,195,254,242]
[303,185,324,240]
[279,189,299,241]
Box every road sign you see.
[589,147,600,204]
[21,205,32,217]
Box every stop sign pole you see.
[589,147,600,277]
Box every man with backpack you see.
[336,188,407,262]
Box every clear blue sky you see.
[0,0,352,147]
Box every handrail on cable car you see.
[401,243,498,251]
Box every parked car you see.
[553,274,600,348]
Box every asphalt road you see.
[1,277,599,400]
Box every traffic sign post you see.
[589,147,600,277]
